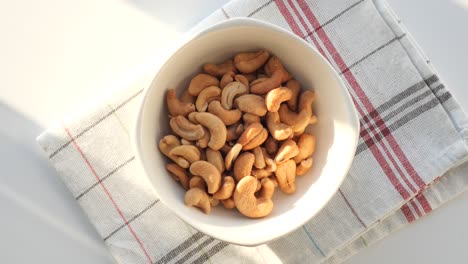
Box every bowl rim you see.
[132,17,360,246]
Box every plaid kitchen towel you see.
[37,0,468,263]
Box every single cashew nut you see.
[169,145,201,168]
[234,94,268,116]
[166,89,195,117]
[226,123,244,141]
[234,176,274,218]
[233,152,255,182]
[225,143,243,170]
[221,82,248,110]
[220,71,235,89]
[170,115,205,141]
[252,146,266,169]
[195,86,221,112]
[194,112,227,151]
[265,136,278,156]
[213,176,235,200]
[221,197,236,209]
[234,74,249,89]
[275,139,299,164]
[203,59,237,77]
[206,148,225,174]
[250,77,267,87]
[250,70,283,95]
[208,100,242,126]
[243,113,261,126]
[275,159,296,194]
[185,188,211,214]
[189,176,206,191]
[286,80,301,111]
[299,90,318,124]
[188,74,220,96]
[278,104,311,133]
[296,157,313,176]
[264,56,292,83]
[293,133,316,163]
[266,111,293,141]
[258,178,275,200]
[265,87,293,112]
[298,90,316,115]
[166,163,190,190]
[237,122,268,150]
[189,161,221,194]
[234,49,270,73]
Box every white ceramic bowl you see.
[133,18,359,246]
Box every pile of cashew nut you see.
[159,49,317,218]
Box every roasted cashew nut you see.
[224,143,242,170]
[299,90,318,124]
[180,138,194,145]
[170,115,205,141]
[185,188,211,214]
[188,74,220,96]
[221,81,248,110]
[206,148,225,174]
[252,146,266,169]
[286,80,301,111]
[296,157,313,176]
[237,122,268,150]
[275,159,296,194]
[233,152,255,182]
[234,74,250,89]
[203,59,237,77]
[195,86,221,112]
[250,70,283,95]
[159,135,183,164]
[234,49,270,73]
[166,89,195,117]
[264,56,292,83]
[220,71,235,89]
[189,176,206,191]
[234,94,268,116]
[208,100,242,126]
[189,161,221,194]
[213,176,235,200]
[234,176,274,218]
[194,112,227,151]
[293,133,316,163]
[197,127,210,148]
[166,163,190,190]
[278,104,310,133]
[275,139,299,164]
[266,111,293,141]
[265,87,293,112]
[169,145,201,168]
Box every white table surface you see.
[1,0,467,263]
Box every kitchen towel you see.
[37,0,468,263]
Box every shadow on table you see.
[0,101,112,262]
[125,0,229,32]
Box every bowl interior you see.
[135,19,359,246]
